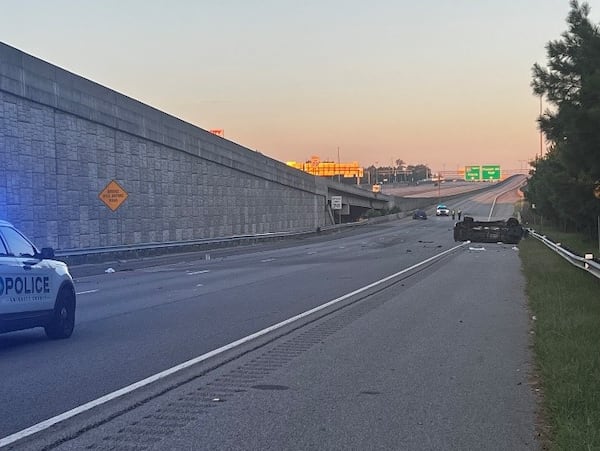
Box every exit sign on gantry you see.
[464,166,481,181]
[481,165,501,180]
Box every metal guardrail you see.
[55,221,367,259]
[56,231,310,257]
[528,229,600,280]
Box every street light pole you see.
[337,146,341,184]
[539,95,543,159]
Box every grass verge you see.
[519,235,600,450]
[533,225,598,258]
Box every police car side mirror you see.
[40,247,55,259]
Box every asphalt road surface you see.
[1,176,537,450]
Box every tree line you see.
[364,163,431,184]
[528,0,600,239]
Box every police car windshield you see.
[0,226,37,258]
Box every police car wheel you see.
[45,286,76,339]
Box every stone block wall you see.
[0,43,327,250]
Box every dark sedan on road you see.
[412,209,427,220]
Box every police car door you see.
[0,225,55,314]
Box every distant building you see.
[286,155,364,179]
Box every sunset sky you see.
[3,0,596,174]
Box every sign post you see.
[331,196,342,225]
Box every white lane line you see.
[0,242,466,448]
[488,179,526,220]
[140,268,178,273]
[196,284,204,287]
[187,270,210,275]
[260,258,275,263]
[76,290,98,295]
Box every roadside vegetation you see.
[527,1,600,242]
[518,199,598,256]
[521,3,600,448]
[363,206,402,218]
[520,231,600,450]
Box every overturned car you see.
[453,216,524,244]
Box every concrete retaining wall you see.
[0,43,329,250]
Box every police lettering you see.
[0,276,50,296]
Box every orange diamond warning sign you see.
[99,180,128,211]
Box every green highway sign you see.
[465,166,481,181]
[481,165,501,180]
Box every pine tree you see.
[530,0,600,236]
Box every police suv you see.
[0,220,76,339]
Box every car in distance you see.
[412,209,427,220]
[436,204,450,216]
[0,220,76,339]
